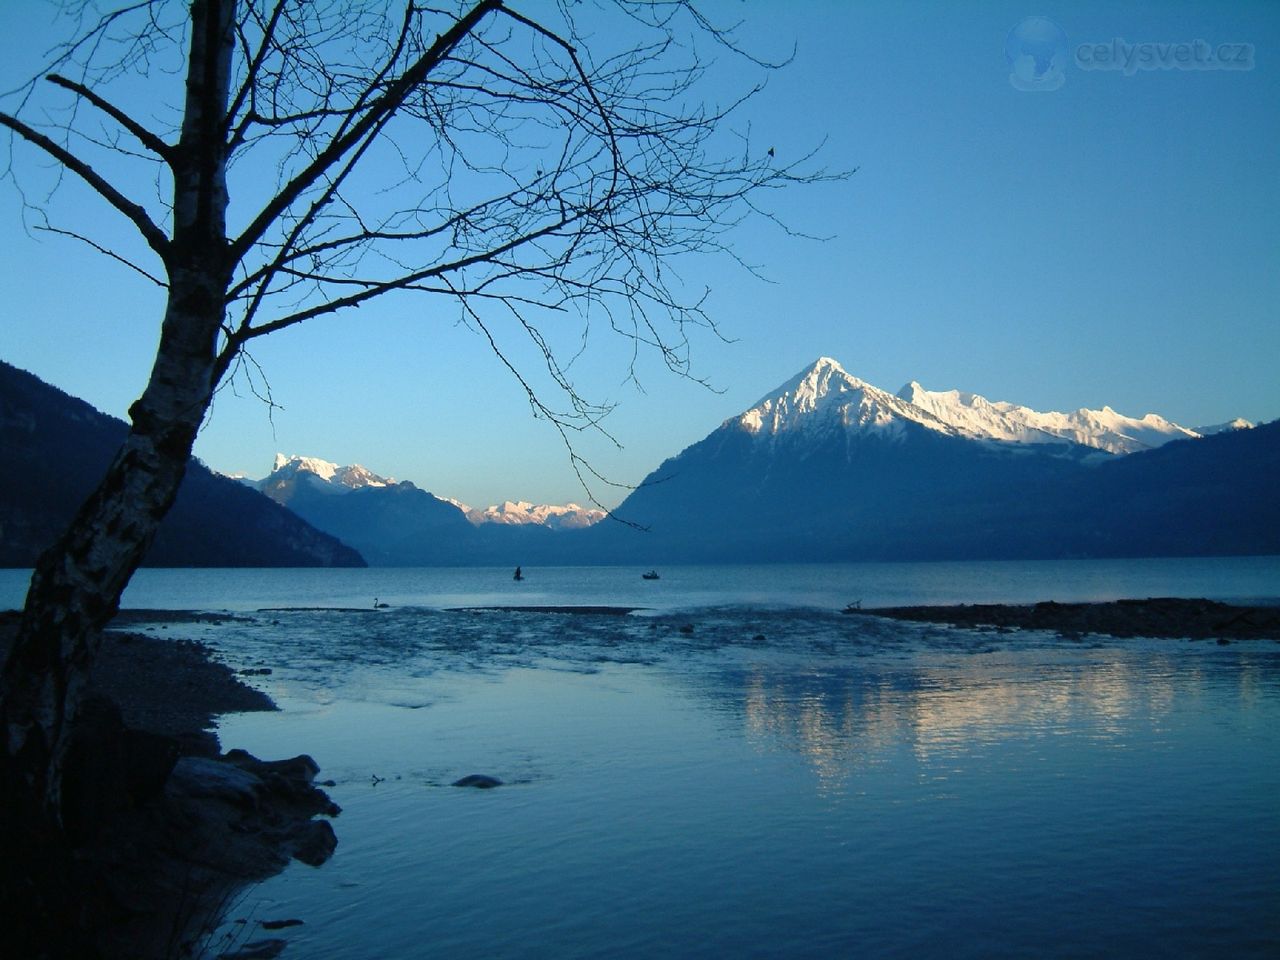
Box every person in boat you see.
[513,566,523,581]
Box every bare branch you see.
[228,0,504,266]
[45,73,174,163]
[35,223,167,287]
[0,109,170,260]
[224,0,288,148]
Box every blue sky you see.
[2,1,1277,509]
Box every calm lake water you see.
[4,558,1279,958]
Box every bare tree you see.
[0,0,832,824]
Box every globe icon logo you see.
[1005,17,1069,91]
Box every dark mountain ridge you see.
[0,361,365,568]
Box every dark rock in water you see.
[223,750,342,817]
[168,756,266,809]
[291,820,338,866]
[74,747,338,958]
[219,939,288,959]
[752,634,767,643]
[679,624,695,634]
[261,919,304,931]
[452,774,503,789]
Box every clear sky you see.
[2,1,1277,510]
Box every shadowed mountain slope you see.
[0,361,365,568]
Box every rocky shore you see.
[0,611,339,960]
[851,597,1280,641]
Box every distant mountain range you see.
[251,454,604,530]
[0,361,365,568]
[245,455,602,565]
[451,499,606,530]
[3,357,1273,569]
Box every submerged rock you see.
[452,774,503,789]
[219,939,288,960]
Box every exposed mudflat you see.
[853,597,1280,641]
[0,610,274,751]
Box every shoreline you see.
[850,597,1280,641]
[0,611,339,960]
[0,610,275,754]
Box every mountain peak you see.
[731,359,1208,455]
[737,358,951,439]
[265,454,394,491]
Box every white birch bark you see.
[0,0,236,821]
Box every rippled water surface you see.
[5,561,1279,957]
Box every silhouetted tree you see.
[0,0,831,830]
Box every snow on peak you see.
[468,500,606,529]
[1193,418,1254,436]
[731,357,1208,455]
[896,382,1199,454]
[266,454,394,490]
[272,452,338,480]
[264,456,604,529]
[735,358,957,439]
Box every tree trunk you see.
[0,0,236,824]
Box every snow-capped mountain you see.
[265,454,394,493]
[255,454,478,565]
[581,357,1278,563]
[734,357,961,440]
[457,500,606,530]
[262,455,605,530]
[730,357,1206,455]
[896,382,1198,454]
[1193,418,1255,436]
[254,455,603,565]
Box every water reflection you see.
[184,606,1280,960]
[728,646,1279,796]
[150,607,1280,800]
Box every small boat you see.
[842,600,862,614]
[642,570,660,580]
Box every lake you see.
[3,557,1279,958]
[5,555,1280,614]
